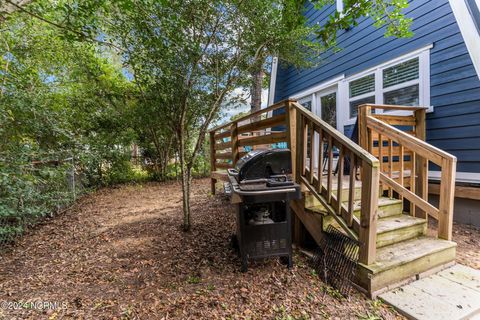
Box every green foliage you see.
[0,3,138,244]
[230,111,250,122]
[0,0,414,239]
[0,150,76,244]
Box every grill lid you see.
[235,149,292,182]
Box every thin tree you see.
[18,0,414,231]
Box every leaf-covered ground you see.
[0,179,477,319]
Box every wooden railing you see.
[358,104,457,241]
[289,101,380,265]
[209,99,291,191]
[209,100,457,265]
[209,99,381,265]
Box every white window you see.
[349,74,376,118]
[341,45,431,124]
[383,57,420,106]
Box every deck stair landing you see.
[302,179,456,297]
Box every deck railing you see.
[289,101,380,265]
[209,99,291,191]
[209,100,457,265]
[358,104,457,241]
[209,99,381,265]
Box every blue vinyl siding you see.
[274,0,480,173]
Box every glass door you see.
[297,88,338,177]
[299,96,313,166]
[318,90,337,129]
[315,88,338,177]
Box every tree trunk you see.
[174,149,179,181]
[181,166,191,231]
[178,129,191,231]
[250,67,264,113]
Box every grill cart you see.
[225,149,301,272]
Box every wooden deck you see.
[209,100,458,296]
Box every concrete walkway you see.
[379,264,480,320]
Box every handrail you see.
[209,99,295,133]
[209,99,381,264]
[366,116,455,166]
[359,103,428,111]
[291,102,379,166]
[209,99,292,193]
[358,104,457,241]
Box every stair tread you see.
[353,197,403,211]
[305,205,327,215]
[366,236,456,274]
[305,197,402,215]
[305,196,401,209]
[376,214,426,234]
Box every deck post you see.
[287,100,297,181]
[296,112,305,185]
[358,105,371,184]
[210,131,216,195]
[415,108,428,219]
[358,105,389,264]
[287,100,306,245]
[358,105,371,154]
[230,122,239,167]
[359,162,379,265]
[358,106,382,265]
[438,157,456,240]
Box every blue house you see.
[269,0,480,225]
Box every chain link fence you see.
[0,151,84,248]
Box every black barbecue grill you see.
[225,149,301,272]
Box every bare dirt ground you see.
[0,179,477,319]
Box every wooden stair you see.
[209,100,457,298]
[298,186,456,297]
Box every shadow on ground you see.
[0,179,453,319]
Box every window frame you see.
[382,57,421,109]
[340,45,432,126]
[298,96,313,111]
[348,73,376,118]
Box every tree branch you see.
[4,0,124,51]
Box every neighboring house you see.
[270,0,480,225]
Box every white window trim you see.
[290,75,344,134]
[290,74,345,100]
[298,95,313,111]
[449,0,480,80]
[267,57,278,107]
[430,170,480,184]
[336,0,344,13]
[341,44,433,126]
